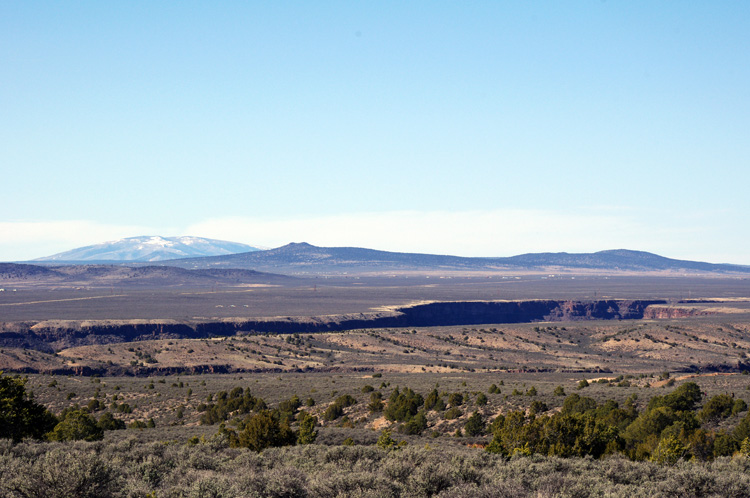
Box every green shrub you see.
[47,410,103,442]
[713,432,738,457]
[464,411,484,436]
[651,434,686,465]
[97,412,125,431]
[297,411,318,444]
[740,436,750,456]
[86,399,105,413]
[234,411,296,452]
[278,395,302,418]
[376,429,404,451]
[734,411,750,442]
[561,394,597,415]
[368,392,384,413]
[699,394,734,423]
[444,407,463,420]
[200,387,266,425]
[732,399,748,416]
[115,402,132,414]
[487,409,620,459]
[648,382,701,412]
[424,389,445,411]
[400,410,428,435]
[529,400,548,415]
[324,394,357,421]
[384,388,424,422]
[323,403,344,421]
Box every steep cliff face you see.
[395,299,665,326]
[547,300,660,321]
[642,305,718,319]
[397,300,556,326]
[0,299,667,351]
[28,321,200,346]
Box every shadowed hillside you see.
[0,263,296,288]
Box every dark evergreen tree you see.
[0,372,58,442]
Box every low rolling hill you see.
[159,242,750,275]
[0,263,297,288]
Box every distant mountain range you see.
[160,242,750,275]
[34,236,261,262]
[21,238,750,276]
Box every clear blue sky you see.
[2,2,749,263]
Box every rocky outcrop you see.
[642,305,718,319]
[0,331,56,353]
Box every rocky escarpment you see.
[643,305,720,319]
[400,300,662,326]
[0,299,666,351]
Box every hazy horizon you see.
[7,234,748,267]
[3,3,749,264]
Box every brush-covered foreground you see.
[3,439,750,498]
[7,367,750,496]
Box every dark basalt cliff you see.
[0,299,666,351]
[395,299,661,326]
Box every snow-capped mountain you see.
[34,236,261,262]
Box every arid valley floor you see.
[3,270,750,496]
